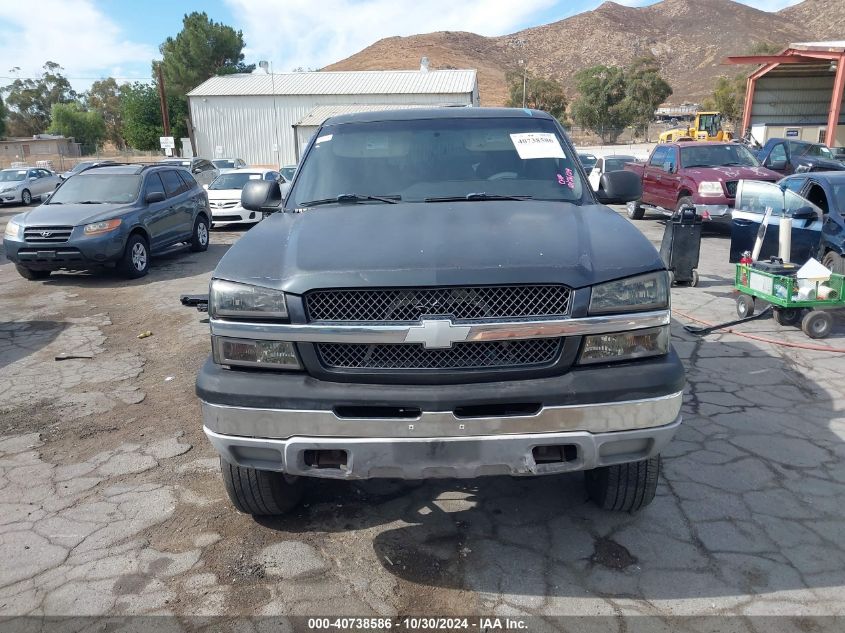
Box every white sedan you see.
[206,169,289,227]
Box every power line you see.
[0,75,153,82]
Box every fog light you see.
[578,326,669,365]
[212,336,300,369]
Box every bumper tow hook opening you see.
[532,444,578,464]
[454,402,542,418]
[304,449,349,470]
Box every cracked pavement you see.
[0,203,843,628]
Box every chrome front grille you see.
[317,338,562,370]
[24,226,73,244]
[725,181,738,197]
[211,201,239,209]
[305,285,572,322]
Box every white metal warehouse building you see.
[186,69,479,166]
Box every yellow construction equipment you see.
[658,112,733,143]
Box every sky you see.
[0,0,804,93]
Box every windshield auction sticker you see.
[509,133,566,159]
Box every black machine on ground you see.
[660,205,702,286]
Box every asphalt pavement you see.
[0,201,843,630]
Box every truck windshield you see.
[289,117,586,207]
[48,174,142,204]
[681,144,759,168]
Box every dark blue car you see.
[729,172,845,273]
[4,163,211,280]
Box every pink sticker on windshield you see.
[565,168,575,189]
[557,173,566,185]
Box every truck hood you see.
[212,201,665,294]
[796,156,845,171]
[684,165,780,181]
[19,202,133,227]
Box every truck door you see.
[761,141,790,175]
[729,179,823,263]
[658,146,680,210]
[642,146,668,207]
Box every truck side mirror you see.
[242,179,283,212]
[596,170,642,205]
[791,206,817,220]
[767,157,787,171]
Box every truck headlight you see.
[589,272,669,315]
[4,219,22,239]
[212,336,300,370]
[209,279,288,319]
[697,181,724,197]
[578,326,669,365]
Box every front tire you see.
[676,196,695,215]
[221,459,303,516]
[119,234,149,279]
[822,251,845,275]
[801,310,833,339]
[736,294,755,318]
[15,265,51,281]
[585,456,660,512]
[773,307,801,327]
[190,216,209,252]
[21,189,32,206]
[627,200,645,220]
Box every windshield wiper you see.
[424,193,534,203]
[301,193,400,206]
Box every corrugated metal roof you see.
[294,104,436,127]
[187,69,477,97]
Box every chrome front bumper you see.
[202,391,683,479]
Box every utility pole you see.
[519,59,527,109]
[156,63,171,138]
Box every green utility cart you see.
[734,264,845,339]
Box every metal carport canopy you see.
[725,42,845,147]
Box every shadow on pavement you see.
[256,325,843,602]
[0,321,68,370]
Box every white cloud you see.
[0,0,156,91]
[226,0,556,72]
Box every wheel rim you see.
[22,191,31,204]
[197,222,208,246]
[131,242,147,270]
[811,317,828,336]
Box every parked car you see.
[728,173,845,273]
[212,158,247,172]
[831,147,845,161]
[624,141,780,222]
[3,164,210,280]
[61,160,116,180]
[206,169,288,227]
[280,165,297,181]
[588,155,637,192]
[193,107,684,517]
[160,157,220,187]
[755,138,845,175]
[577,152,598,175]
[0,167,63,206]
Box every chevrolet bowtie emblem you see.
[404,319,471,349]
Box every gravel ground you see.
[0,202,844,630]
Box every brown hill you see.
[324,0,840,105]
[779,0,845,41]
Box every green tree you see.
[86,78,125,148]
[1,62,77,136]
[158,11,254,96]
[622,56,672,140]
[48,102,106,151]
[506,71,568,122]
[704,75,746,123]
[570,65,630,143]
[120,82,164,150]
[0,94,7,138]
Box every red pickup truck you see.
[624,141,780,222]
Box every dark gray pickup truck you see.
[194,108,685,516]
